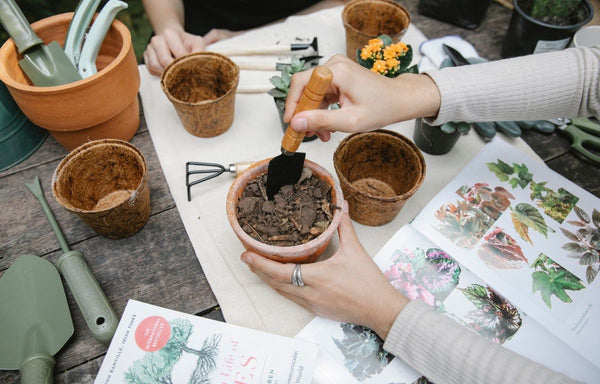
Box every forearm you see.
[424,46,600,125]
[383,301,578,384]
[142,0,185,34]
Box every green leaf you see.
[269,76,288,91]
[357,48,369,68]
[562,242,585,253]
[486,163,509,182]
[560,228,580,242]
[509,178,519,189]
[497,159,514,174]
[592,208,600,228]
[281,66,291,83]
[512,203,554,238]
[440,122,457,134]
[404,64,419,74]
[455,121,471,135]
[378,34,394,46]
[531,271,553,308]
[398,45,413,72]
[267,88,287,98]
[574,205,590,223]
[579,252,598,266]
[586,266,598,283]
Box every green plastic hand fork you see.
[25,176,118,344]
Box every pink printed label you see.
[135,316,171,352]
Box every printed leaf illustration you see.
[531,254,585,308]
[560,207,600,283]
[486,160,513,182]
[529,181,578,223]
[461,284,522,344]
[124,319,221,384]
[510,203,555,244]
[487,160,531,189]
[332,323,394,381]
[477,227,527,269]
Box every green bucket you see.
[0,82,47,171]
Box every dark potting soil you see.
[520,0,589,26]
[237,169,338,246]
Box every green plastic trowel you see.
[25,176,118,344]
[0,0,82,86]
[0,255,74,384]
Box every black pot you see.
[417,0,492,30]
[501,0,594,58]
[413,118,461,156]
[274,99,317,142]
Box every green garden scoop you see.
[0,0,82,86]
[25,176,118,344]
[0,255,74,384]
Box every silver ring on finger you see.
[291,263,304,287]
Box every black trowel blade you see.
[266,152,306,199]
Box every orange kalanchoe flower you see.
[371,59,388,74]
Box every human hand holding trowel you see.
[266,65,333,199]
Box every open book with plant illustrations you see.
[296,138,600,384]
[95,300,317,384]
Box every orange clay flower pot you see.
[226,159,344,264]
[0,13,140,151]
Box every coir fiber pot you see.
[52,139,150,239]
[0,82,47,171]
[0,13,140,151]
[226,158,344,264]
[334,129,425,226]
[342,0,410,62]
[161,52,239,138]
[413,117,461,155]
[501,0,594,58]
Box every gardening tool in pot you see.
[63,0,103,66]
[0,0,82,86]
[78,0,128,78]
[186,161,254,201]
[211,37,318,56]
[25,176,118,344]
[546,117,600,165]
[266,65,332,199]
[0,254,74,384]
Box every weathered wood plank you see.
[546,151,600,198]
[520,129,571,161]
[0,207,218,382]
[0,130,174,268]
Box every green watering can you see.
[0,255,74,384]
[0,0,82,86]
[25,176,118,344]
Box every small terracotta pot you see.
[342,0,411,62]
[0,13,140,150]
[52,139,150,239]
[226,159,344,264]
[334,130,425,226]
[161,52,239,137]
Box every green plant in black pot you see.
[413,118,471,156]
[501,0,593,58]
[267,57,317,142]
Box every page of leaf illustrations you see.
[411,137,600,371]
[95,300,317,384]
[297,224,599,383]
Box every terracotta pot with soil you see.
[342,0,410,62]
[334,129,425,226]
[161,52,239,138]
[226,159,344,264]
[52,139,150,239]
[0,13,140,150]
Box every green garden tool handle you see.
[562,120,600,165]
[57,251,118,344]
[20,353,54,384]
[64,0,103,66]
[0,0,43,54]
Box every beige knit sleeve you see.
[423,46,600,125]
[382,300,580,384]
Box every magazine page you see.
[95,300,317,384]
[411,137,600,370]
[297,225,599,383]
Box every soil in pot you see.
[519,0,590,25]
[236,169,338,246]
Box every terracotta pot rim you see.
[341,0,411,38]
[226,158,344,258]
[160,51,240,107]
[0,12,133,94]
[52,138,147,214]
[334,129,426,202]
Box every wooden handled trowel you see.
[0,255,74,383]
[266,66,332,199]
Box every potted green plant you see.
[267,57,317,142]
[501,0,594,58]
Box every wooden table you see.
[0,1,598,383]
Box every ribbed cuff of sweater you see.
[382,300,579,384]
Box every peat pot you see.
[0,13,140,150]
[226,158,344,264]
[342,0,410,62]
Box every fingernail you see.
[241,253,253,265]
[292,117,308,132]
